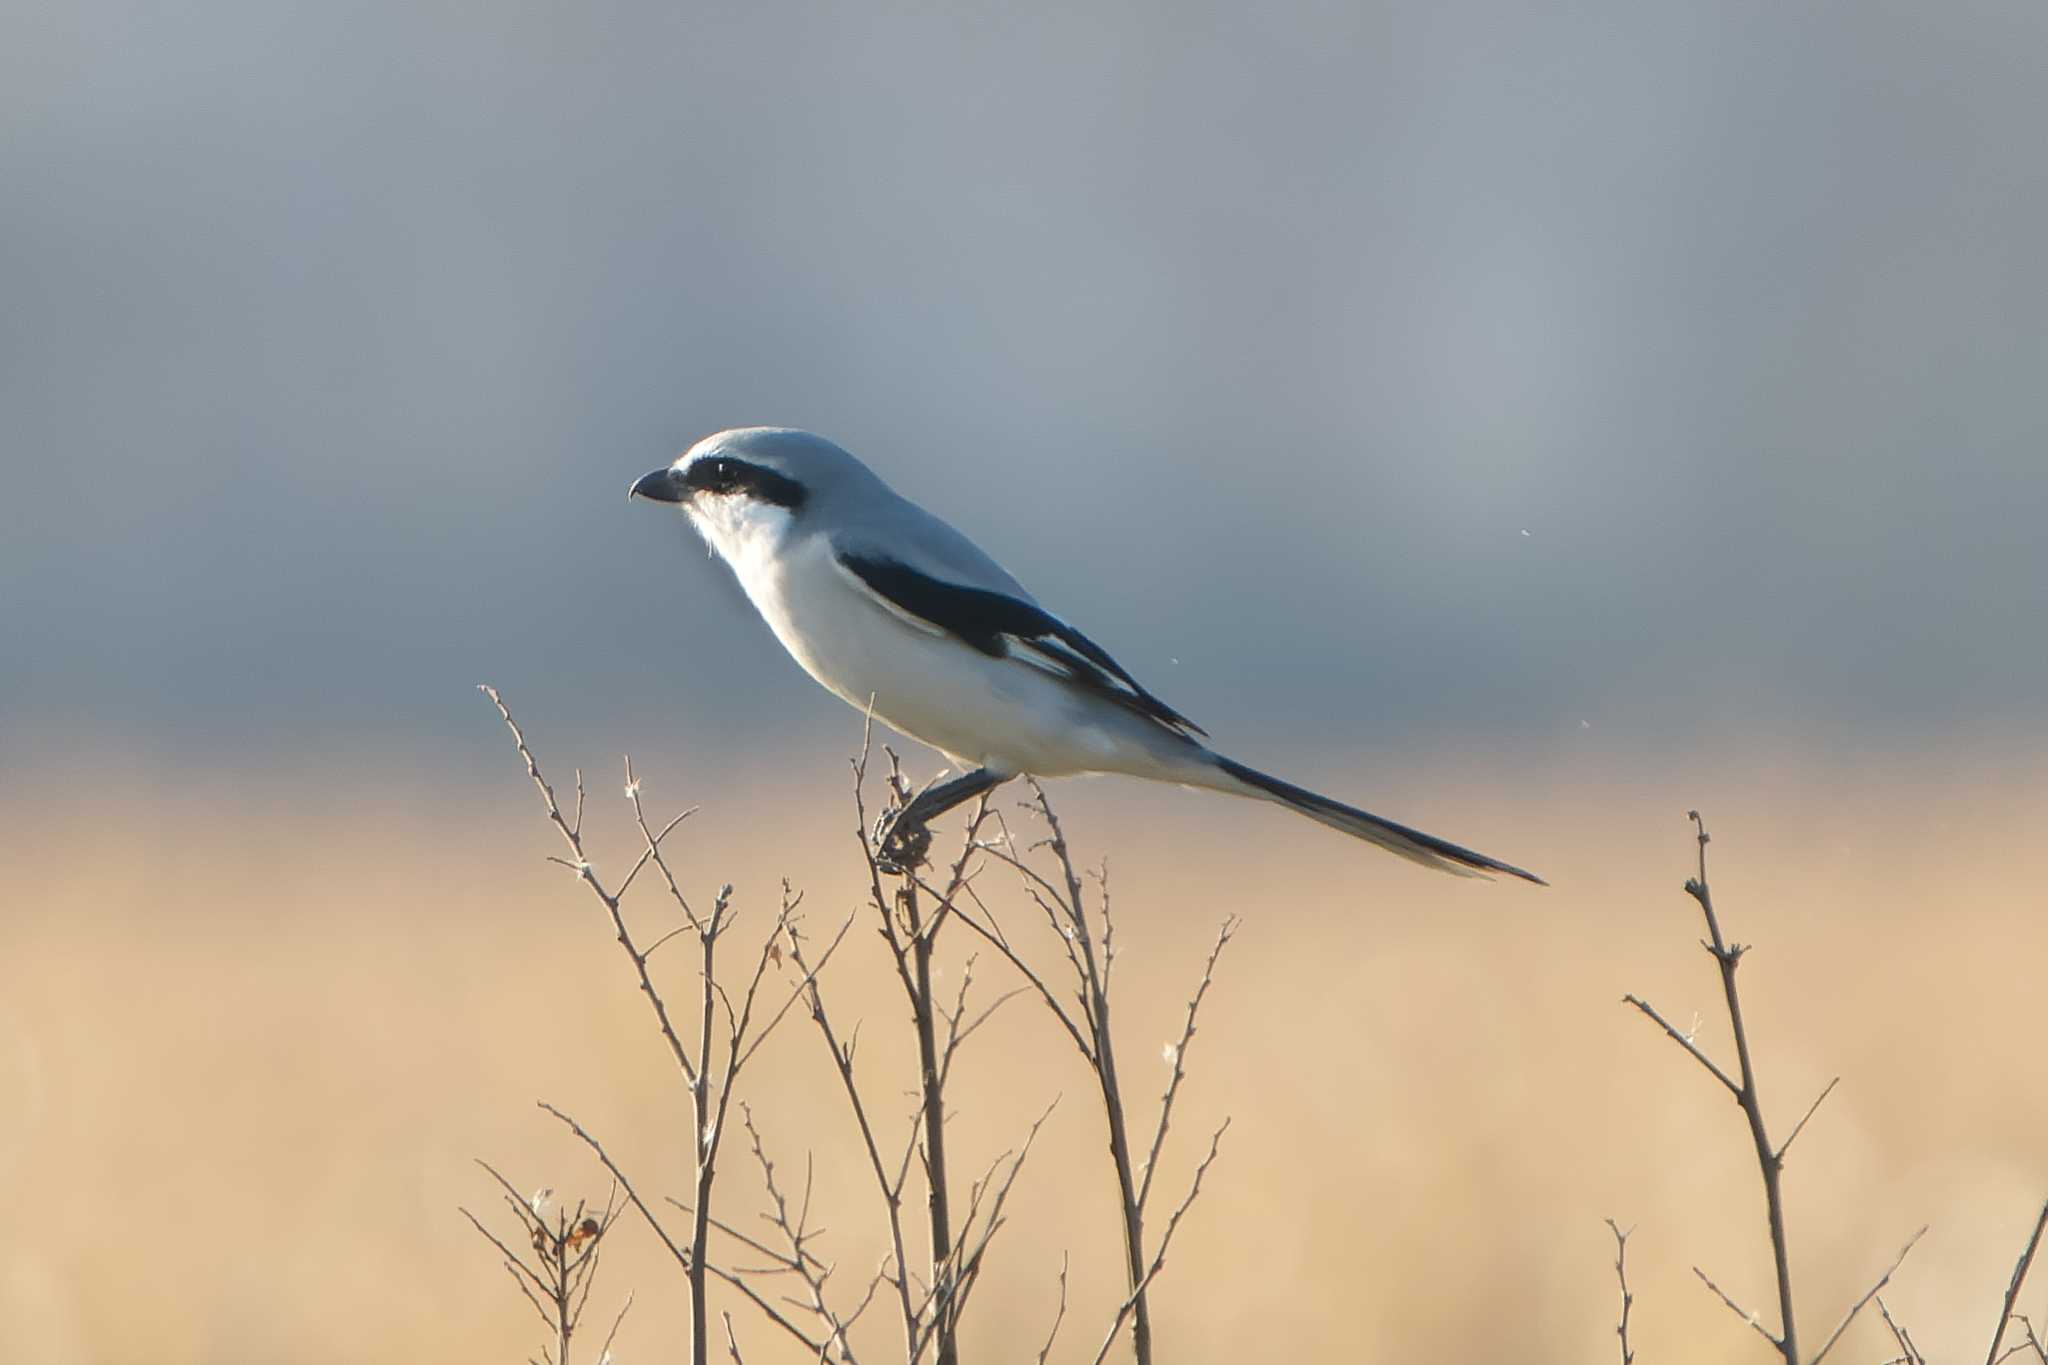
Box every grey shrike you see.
[631,427,1543,884]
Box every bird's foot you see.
[873,808,933,875]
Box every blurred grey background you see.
[5,0,2045,774]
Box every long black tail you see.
[1209,756,1546,885]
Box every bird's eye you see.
[713,460,738,490]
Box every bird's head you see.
[631,427,868,562]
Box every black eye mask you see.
[682,457,807,510]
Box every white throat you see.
[686,495,795,590]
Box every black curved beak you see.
[630,467,687,504]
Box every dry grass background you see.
[3,735,2044,1362]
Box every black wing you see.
[837,551,1207,740]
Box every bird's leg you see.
[876,767,1008,872]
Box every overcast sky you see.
[4,0,2044,774]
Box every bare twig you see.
[1681,813,1801,1361]
[740,1104,861,1362]
[1629,812,1802,1360]
[1775,1076,1841,1164]
[903,866,961,1365]
[847,740,1011,1365]
[1878,1295,1926,1365]
[941,1098,1060,1328]
[1621,993,1741,1096]
[945,875,1092,1063]
[542,1101,828,1358]
[783,896,922,1359]
[1139,919,1237,1213]
[1606,1220,1635,1365]
[1091,1118,1230,1365]
[487,695,1238,1365]
[2005,1314,2048,1365]
[481,686,701,1091]
[962,784,1234,1365]
[663,1193,817,1275]
[1021,783,1154,1364]
[1988,1202,2048,1365]
[598,1292,633,1365]
[484,687,833,1365]
[461,1161,624,1365]
[1808,1225,1926,1365]
[1694,1264,1781,1350]
[1036,1252,1071,1365]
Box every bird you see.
[630,428,1543,884]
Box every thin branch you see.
[641,922,696,960]
[1808,1225,1927,1365]
[1693,1264,1781,1351]
[1775,1076,1841,1164]
[1606,1219,1635,1365]
[1621,993,1741,1098]
[944,1099,1060,1326]
[1016,785,1157,1365]
[1030,1252,1070,1365]
[1138,918,1237,1212]
[859,764,995,1365]
[615,802,698,901]
[505,1259,557,1336]
[732,901,857,1076]
[1988,1202,2048,1365]
[946,878,1093,1063]
[1632,813,1810,1362]
[784,911,921,1357]
[908,861,960,1365]
[1878,1295,1926,1365]
[539,1101,827,1358]
[740,1104,861,1363]
[663,1194,815,1274]
[624,756,704,931]
[2007,1315,2048,1365]
[1090,1118,1230,1365]
[1682,811,1800,1364]
[944,983,1031,1077]
[463,1207,554,1301]
[480,686,699,1089]
[598,1291,633,1365]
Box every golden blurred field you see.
[3,736,2045,1363]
